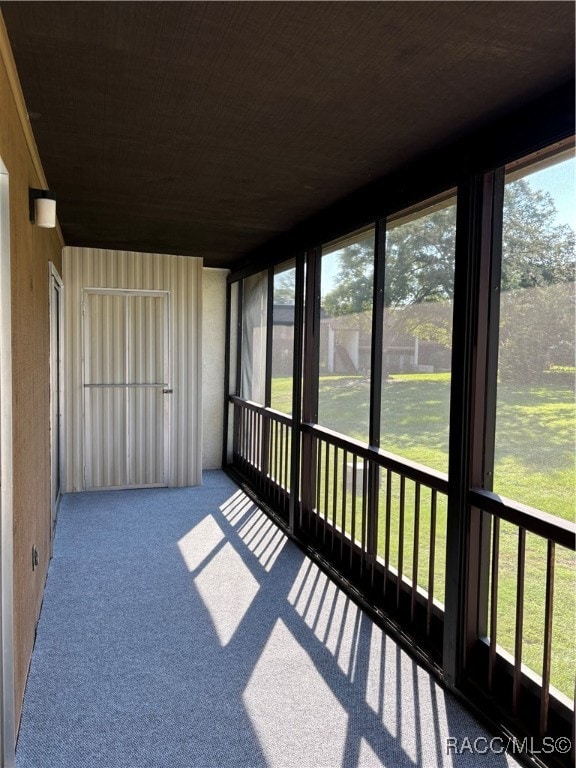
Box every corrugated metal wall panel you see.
[63,247,202,491]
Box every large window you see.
[380,197,457,473]
[494,153,575,517]
[318,228,375,443]
[270,262,296,415]
[240,272,267,404]
[491,152,575,697]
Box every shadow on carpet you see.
[15,471,520,768]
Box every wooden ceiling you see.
[2,1,574,268]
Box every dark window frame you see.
[224,91,575,761]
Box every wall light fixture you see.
[29,188,56,228]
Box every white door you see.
[83,289,170,490]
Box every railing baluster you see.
[260,412,263,479]
[332,446,339,551]
[277,421,282,496]
[255,410,260,486]
[284,424,290,493]
[397,475,406,609]
[411,482,421,623]
[247,408,252,471]
[247,408,251,468]
[281,422,285,504]
[255,411,261,487]
[427,488,437,637]
[341,450,348,559]
[264,413,268,482]
[252,409,257,470]
[298,429,304,526]
[323,442,330,545]
[384,469,392,598]
[249,408,253,471]
[540,540,555,737]
[273,420,278,483]
[281,422,285,489]
[282,422,286,502]
[315,438,322,536]
[350,454,357,569]
[269,413,273,483]
[488,515,500,692]
[251,409,255,469]
[273,418,279,503]
[234,404,239,461]
[512,527,526,715]
[246,408,250,469]
[259,411,264,489]
[278,420,282,485]
[370,460,379,588]
[361,457,368,576]
[245,406,249,467]
[264,411,268,491]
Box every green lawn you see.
[272,372,575,519]
[270,373,575,698]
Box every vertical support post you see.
[476,169,504,640]
[221,280,232,469]
[481,171,504,494]
[300,247,321,526]
[444,169,503,687]
[260,269,274,480]
[264,268,274,408]
[228,280,244,468]
[369,218,386,450]
[289,253,305,533]
[367,220,386,574]
[235,279,243,399]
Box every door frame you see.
[49,263,63,543]
[0,157,15,766]
[81,287,171,490]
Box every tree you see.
[323,242,374,317]
[323,181,574,317]
[384,204,456,307]
[273,267,296,304]
[501,179,575,288]
[498,281,575,384]
[322,180,575,377]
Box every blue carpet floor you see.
[15,471,522,767]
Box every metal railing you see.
[231,397,449,659]
[468,488,575,748]
[300,422,448,658]
[232,396,292,522]
[229,396,575,764]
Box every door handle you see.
[163,388,173,394]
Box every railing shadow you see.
[15,472,518,768]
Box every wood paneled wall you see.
[1,12,64,732]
